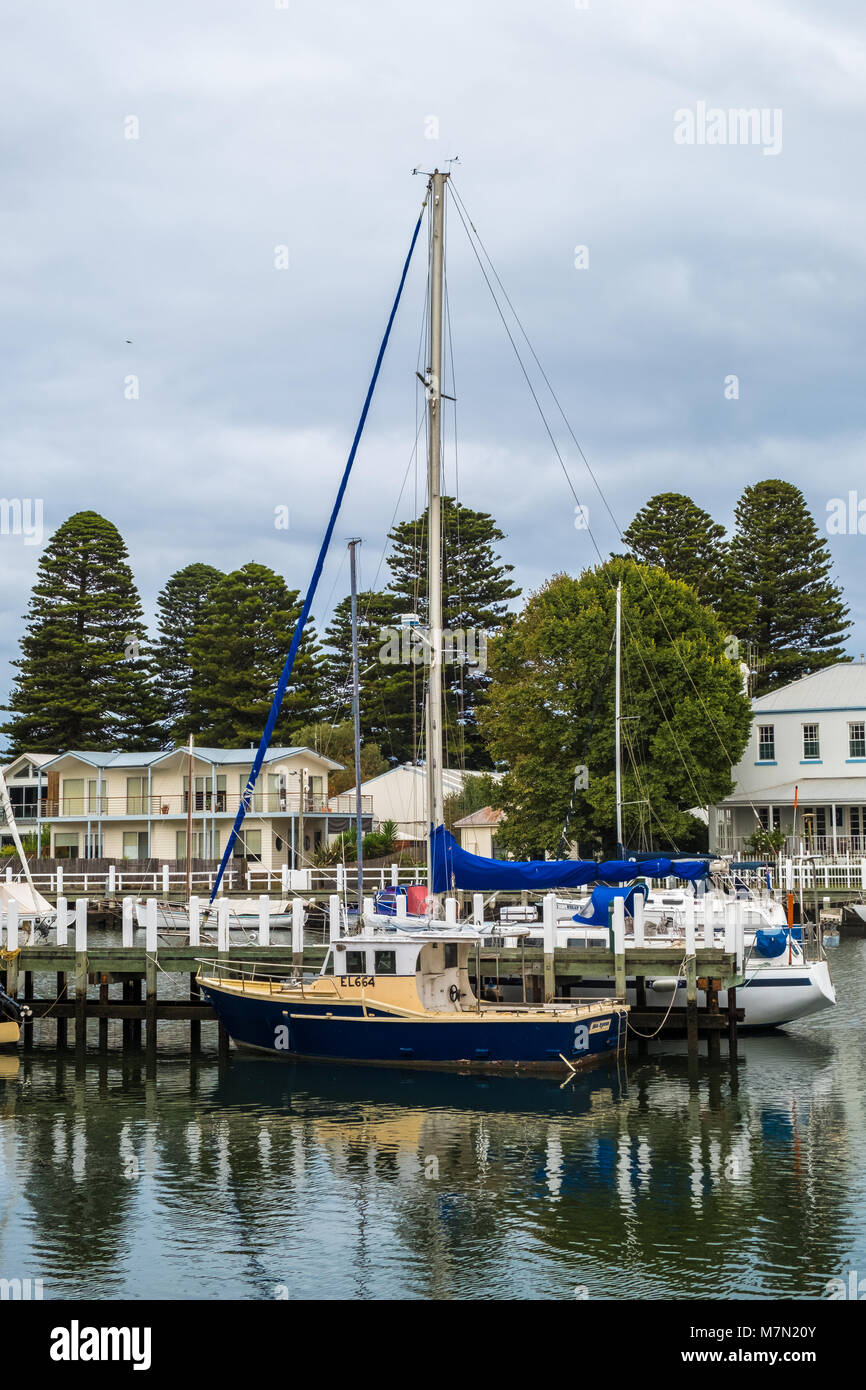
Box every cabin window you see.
[322,951,334,976]
[345,951,366,973]
[374,950,396,975]
[443,943,458,970]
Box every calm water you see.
[1,940,865,1300]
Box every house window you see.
[801,808,826,843]
[244,830,262,862]
[54,831,79,859]
[850,723,866,758]
[122,831,148,860]
[802,724,820,759]
[757,807,781,831]
[126,776,147,814]
[62,778,84,815]
[851,808,860,838]
[175,830,204,859]
[757,726,775,761]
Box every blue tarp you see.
[755,927,788,959]
[571,884,649,927]
[430,826,709,893]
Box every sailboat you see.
[0,763,65,941]
[197,171,630,1071]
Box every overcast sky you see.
[2,0,865,718]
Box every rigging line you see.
[447,192,602,570]
[208,197,428,904]
[450,180,753,798]
[620,606,711,813]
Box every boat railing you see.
[196,957,344,998]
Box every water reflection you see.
[1,941,864,1300]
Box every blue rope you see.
[209,200,427,904]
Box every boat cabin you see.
[322,932,478,1012]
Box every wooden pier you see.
[1,892,745,1064]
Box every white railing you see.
[1,861,423,896]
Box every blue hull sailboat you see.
[197,170,630,1073]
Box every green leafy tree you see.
[728,480,851,692]
[481,558,752,859]
[153,563,222,739]
[3,511,160,752]
[187,563,324,744]
[290,719,389,794]
[386,496,521,767]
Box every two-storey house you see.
[37,746,372,869]
[710,662,866,856]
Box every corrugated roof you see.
[41,745,343,772]
[753,662,866,712]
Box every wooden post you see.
[145,953,157,1062]
[122,897,134,947]
[98,975,109,1053]
[217,900,230,953]
[612,895,626,1002]
[292,898,304,975]
[56,972,68,1050]
[23,970,33,1046]
[56,897,68,945]
[542,893,556,1002]
[329,895,341,943]
[188,896,200,946]
[728,985,739,1062]
[685,955,698,1055]
[706,978,720,1063]
[445,897,457,925]
[74,950,88,1056]
[633,890,645,948]
[258,895,270,947]
[472,893,484,927]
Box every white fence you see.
[1,861,421,897]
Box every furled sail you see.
[431,826,708,893]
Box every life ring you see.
[448,984,460,1003]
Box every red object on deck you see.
[406,884,429,916]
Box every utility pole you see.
[348,538,365,908]
[615,580,623,858]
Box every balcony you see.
[43,792,373,818]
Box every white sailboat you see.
[0,762,67,941]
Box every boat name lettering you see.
[339,976,375,988]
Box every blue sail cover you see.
[571,884,649,927]
[431,826,709,893]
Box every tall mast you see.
[348,538,364,908]
[186,734,194,904]
[615,580,623,858]
[426,169,447,910]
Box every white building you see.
[453,806,504,858]
[710,662,866,856]
[37,746,372,870]
[345,763,480,844]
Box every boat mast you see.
[425,169,448,912]
[348,538,365,908]
[0,764,42,929]
[615,579,623,858]
[186,734,194,904]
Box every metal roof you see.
[40,745,343,772]
[753,662,866,713]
